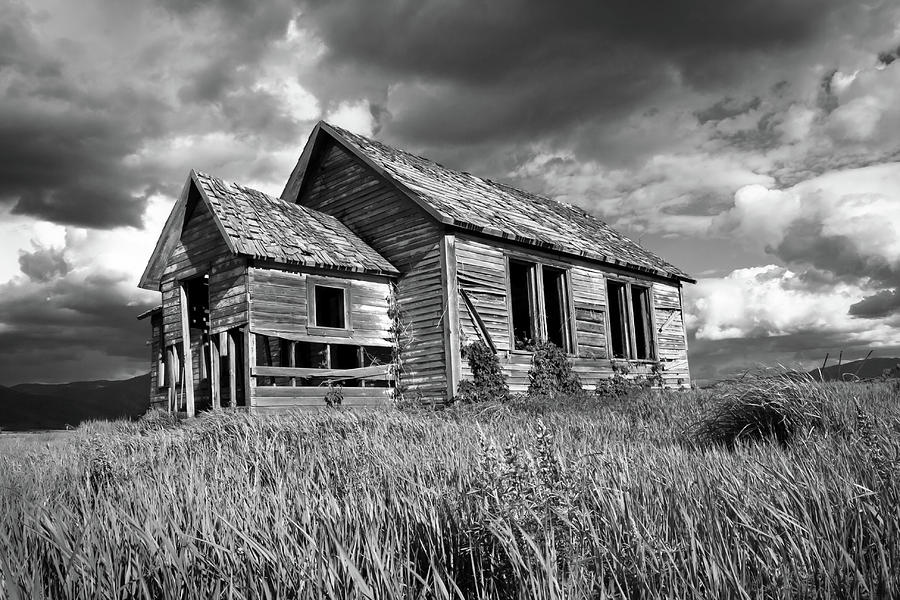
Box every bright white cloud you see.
[254,77,320,123]
[684,265,895,342]
[326,100,374,136]
[514,146,774,236]
[716,162,900,269]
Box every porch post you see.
[166,345,177,413]
[228,330,237,408]
[210,333,221,409]
[179,282,195,417]
[243,328,256,413]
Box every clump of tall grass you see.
[692,370,843,448]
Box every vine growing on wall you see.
[387,283,413,402]
[455,340,509,403]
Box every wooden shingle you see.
[194,171,398,276]
[318,123,692,282]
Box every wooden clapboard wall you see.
[247,267,393,346]
[454,233,691,391]
[294,139,448,402]
[210,256,248,335]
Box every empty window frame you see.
[543,266,573,352]
[308,280,351,334]
[508,258,574,352]
[509,259,539,349]
[606,280,655,360]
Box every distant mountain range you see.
[808,357,900,382]
[0,374,150,431]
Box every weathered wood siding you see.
[652,282,691,386]
[294,140,447,401]
[247,266,393,346]
[252,387,392,414]
[160,198,248,346]
[148,311,167,409]
[454,233,690,391]
[210,256,247,335]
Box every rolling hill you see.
[809,357,900,382]
[1,374,150,431]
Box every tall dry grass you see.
[0,378,898,598]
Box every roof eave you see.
[447,222,693,284]
[241,252,400,278]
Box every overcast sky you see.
[1,0,899,385]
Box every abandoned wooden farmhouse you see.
[138,121,694,415]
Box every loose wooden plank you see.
[254,386,392,400]
[252,365,392,379]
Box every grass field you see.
[1,377,899,598]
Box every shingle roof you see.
[316,123,692,282]
[194,171,398,276]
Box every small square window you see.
[313,285,347,329]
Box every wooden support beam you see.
[243,328,256,413]
[210,333,221,409]
[440,234,461,399]
[288,341,296,386]
[166,345,177,413]
[228,330,237,408]
[179,283,195,418]
[459,286,496,353]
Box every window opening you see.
[607,281,629,359]
[542,266,571,352]
[314,285,346,329]
[607,280,655,360]
[631,285,653,360]
[509,259,538,349]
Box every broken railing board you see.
[249,328,392,348]
[251,364,392,379]
[253,386,391,399]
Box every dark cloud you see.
[850,289,900,319]
[0,275,156,385]
[770,220,900,286]
[695,96,761,124]
[18,246,70,282]
[0,4,157,228]
[878,45,900,67]
[296,0,896,152]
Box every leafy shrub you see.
[325,384,343,407]
[455,340,509,403]
[595,362,664,400]
[527,341,581,396]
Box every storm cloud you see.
[0,0,899,385]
